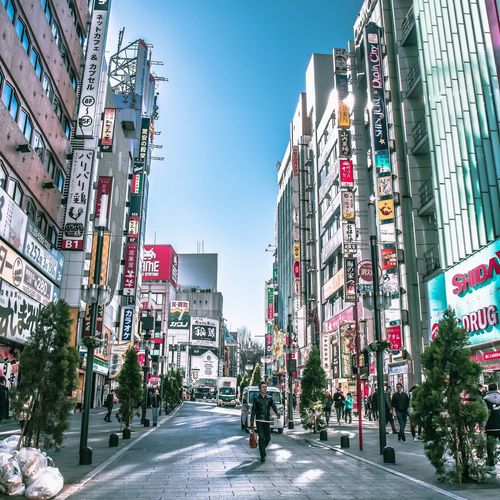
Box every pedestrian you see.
[323,392,333,426]
[333,387,345,425]
[370,390,379,421]
[292,393,297,411]
[250,381,281,463]
[151,389,161,426]
[483,383,500,472]
[384,386,397,434]
[344,393,353,424]
[104,390,114,422]
[0,377,9,423]
[391,383,410,442]
[408,385,421,441]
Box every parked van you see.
[240,386,284,433]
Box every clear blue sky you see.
[107,0,363,339]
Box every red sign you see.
[142,244,178,286]
[293,261,300,279]
[292,146,299,176]
[451,251,500,295]
[123,241,138,295]
[95,176,113,222]
[381,246,397,270]
[386,325,402,350]
[99,108,116,152]
[358,261,373,282]
[323,306,354,333]
[339,160,354,187]
[267,304,274,321]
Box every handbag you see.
[249,430,258,449]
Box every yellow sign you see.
[378,199,395,221]
[338,102,350,127]
[89,231,111,286]
[293,242,300,261]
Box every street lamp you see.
[284,312,297,430]
[368,195,387,455]
[141,338,153,425]
[79,204,111,465]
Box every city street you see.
[62,402,461,499]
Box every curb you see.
[56,403,183,499]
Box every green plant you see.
[300,347,326,411]
[301,400,327,433]
[250,363,262,386]
[412,309,488,483]
[11,300,79,450]
[115,347,143,428]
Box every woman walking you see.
[344,393,353,424]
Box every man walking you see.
[0,377,9,423]
[250,382,280,462]
[333,387,345,425]
[104,390,114,422]
[385,386,397,434]
[484,383,500,472]
[391,383,410,442]
[151,389,161,426]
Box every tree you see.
[300,347,326,413]
[239,373,250,396]
[412,309,488,483]
[237,326,264,373]
[12,300,79,450]
[115,347,143,428]
[250,363,262,386]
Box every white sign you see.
[191,317,219,348]
[0,240,59,306]
[0,187,27,252]
[75,0,111,138]
[0,281,41,344]
[62,150,94,251]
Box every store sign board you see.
[342,222,357,255]
[191,317,219,347]
[292,146,299,176]
[168,300,190,329]
[386,324,402,350]
[75,0,111,138]
[99,108,116,152]
[120,307,134,342]
[344,257,356,302]
[62,149,94,250]
[338,129,352,158]
[323,306,354,334]
[339,160,354,188]
[338,102,350,128]
[334,48,347,72]
[122,241,138,295]
[94,176,113,222]
[341,191,355,220]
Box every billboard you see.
[168,300,190,329]
[75,0,111,138]
[142,245,178,285]
[427,239,500,346]
[191,317,219,348]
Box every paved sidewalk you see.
[286,411,500,499]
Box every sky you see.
[106,0,363,339]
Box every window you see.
[29,48,43,79]
[55,168,64,192]
[7,180,23,206]
[52,96,62,121]
[32,131,45,162]
[26,198,36,222]
[1,82,19,120]
[15,17,30,53]
[69,68,77,91]
[18,109,33,143]
[41,0,52,24]
[51,20,62,51]
[42,73,54,102]
[48,225,57,246]
[0,70,3,87]
[45,152,56,178]
[62,116,71,138]
[0,160,7,189]
[2,0,15,23]
[37,213,48,235]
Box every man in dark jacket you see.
[0,377,9,423]
[104,390,114,422]
[391,383,410,442]
[484,383,500,471]
[250,382,280,462]
[333,388,345,425]
[150,389,161,426]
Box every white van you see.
[240,386,284,433]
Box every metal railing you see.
[402,7,415,42]
[407,63,421,93]
[419,179,434,207]
[424,247,440,275]
[412,118,428,150]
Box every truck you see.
[216,377,237,407]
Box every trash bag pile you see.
[0,436,63,499]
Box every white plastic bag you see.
[0,451,25,496]
[15,448,48,486]
[24,466,64,500]
[0,435,20,452]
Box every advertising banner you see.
[62,149,94,250]
[332,341,340,379]
[0,281,41,344]
[386,323,402,351]
[190,350,219,379]
[377,174,393,197]
[0,187,27,252]
[88,231,110,286]
[267,286,274,320]
[23,221,64,285]
[335,74,349,100]
[293,261,300,279]
[338,129,352,158]
[293,242,300,261]
[338,102,350,128]
[122,241,138,296]
[120,307,134,342]
[168,300,190,329]
[378,198,394,222]
[99,108,116,152]
[94,176,113,222]
[292,146,299,176]
[344,257,356,302]
[75,0,111,138]
[133,118,151,173]
[341,191,355,220]
[0,240,59,305]
[381,245,397,270]
[342,222,357,255]
[142,245,178,284]
[131,174,144,195]
[340,323,354,379]
[339,160,354,188]
[334,48,347,72]
[191,317,219,348]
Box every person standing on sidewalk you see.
[333,388,345,425]
[483,383,500,472]
[250,381,281,463]
[384,386,397,434]
[408,386,421,441]
[151,389,161,426]
[391,383,410,442]
[104,390,114,422]
[0,377,9,423]
[323,392,333,426]
[344,393,353,424]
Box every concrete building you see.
[0,0,90,386]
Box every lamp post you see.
[285,313,297,430]
[79,194,111,466]
[141,337,152,425]
[368,196,387,455]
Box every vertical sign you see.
[386,324,402,350]
[75,0,111,138]
[62,150,93,250]
[99,108,116,152]
[122,241,138,296]
[133,118,151,173]
[94,176,113,222]
[267,286,274,320]
[341,191,355,220]
[339,160,354,188]
[344,257,356,302]
[292,146,299,176]
[121,307,134,342]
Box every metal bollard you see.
[144,418,150,427]
[79,446,92,465]
[109,433,119,447]
[123,428,131,439]
[383,446,396,463]
[320,429,328,441]
[340,435,350,448]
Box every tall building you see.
[0,0,90,386]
